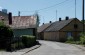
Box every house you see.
[38,17,84,42]
[9,13,39,37]
[0,11,9,24]
[0,12,39,37]
[37,22,52,39]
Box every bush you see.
[67,37,74,41]
[11,42,24,50]
[66,37,75,44]
[0,23,13,49]
[80,33,85,44]
[21,35,36,48]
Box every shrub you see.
[11,42,24,50]
[0,23,13,49]
[80,33,85,44]
[21,35,36,48]
[66,37,75,44]
[67,37,74,41]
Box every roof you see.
[0,11,8,20]
[10,16,37,29]
[37,23,52,32]
[0,11,8,16]
[45,18,74,32]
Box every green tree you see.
[0,21,13,49]
[81,20,85,23]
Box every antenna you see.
[75,0,76,18]
[18,11,20,16]
[56,10,57,21]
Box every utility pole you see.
[82,0,84,34]
[43,16,45,24]
[75,0,76,18]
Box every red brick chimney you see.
[8,12,12,25]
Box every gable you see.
[45,19,74,32]
[37,23,52,32]
[60,18,83,31]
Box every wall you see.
[13,28,33,37]
[59,19,84,41]
[38,32,44,40]
[44,31,59,41]
[59,32,67,42]
[60,19,83,31]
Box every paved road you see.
[24,40,85,55]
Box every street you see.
[24,40,85,55]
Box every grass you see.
[0,49,5,51]
[65,40,85,47]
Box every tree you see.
[81,20,85,23]
[0,21,13,49]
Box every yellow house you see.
[38,17,84,42]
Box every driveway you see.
[24,40,85,55]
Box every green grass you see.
[0,49,5,51]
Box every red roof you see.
[10,16,37,29]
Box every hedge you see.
[0,24,13,49]
[21,35,36,48]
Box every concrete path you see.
[0,44,40,55]
[0,52,24,55]
[24,40,85,55]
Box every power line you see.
[37,0,70,11]
[20,0,70,12]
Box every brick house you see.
[38,17,84,42]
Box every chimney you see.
[65,16,69,20]
[49,21,52,23]
[59,17,61,21]
[18,11,20,16]
[43,23,44,25]
[8,12,12,25]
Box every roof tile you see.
[10,16,37,29]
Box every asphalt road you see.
[24,40,85,55]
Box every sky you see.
[0,0,84,25]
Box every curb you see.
[21,45,41,55]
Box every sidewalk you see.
[0,45,41,55]
[0,52,24,55]
[17,45,41,55]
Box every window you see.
[74,24,78,29]
[67,32,72,37]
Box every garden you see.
[0,22,38,51]
[66,33,85,46]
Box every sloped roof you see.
[0,11,8,16]
[45,18,74,32]
[37,23,52,32]
[10,16,37,29]
[0,11,8,20]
